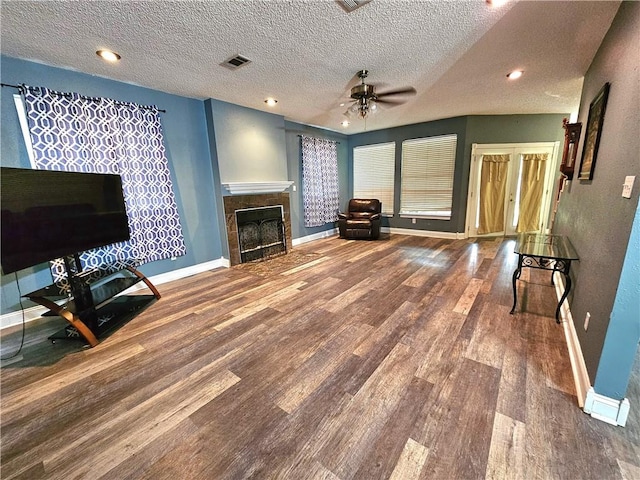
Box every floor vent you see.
[221,54,252,70]
[337,0,372,12]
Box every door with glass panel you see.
[466,142,559,237]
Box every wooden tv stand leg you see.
[126,266,162,299]
[26,296,99,347]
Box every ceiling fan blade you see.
[343,72,363,95]
[375,98,406,106]
[376,86,417,98]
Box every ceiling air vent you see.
[337,0,372,12]
[221,54,252,70]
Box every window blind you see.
[400,134,457,219]
[353,142,395,215]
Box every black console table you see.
[510,233,578,323]
[24,256,160,347]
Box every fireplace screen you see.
[236,205,286,263]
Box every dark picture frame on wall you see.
[578,82,610,180]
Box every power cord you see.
[0,273,26,361]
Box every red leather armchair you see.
[338,199,382,240]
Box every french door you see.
[466,142,559,237]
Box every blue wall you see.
[595,201,640,398]
[1,55,222,314]
[207,99,289,184]
[1,57,346,316]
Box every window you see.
[400,134,457,219]
[353,142,395,215]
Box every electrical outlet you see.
[584,312,591,331]
[412,218,416,224]
[622,176,635,198]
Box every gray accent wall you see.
[347,114,567,235]
[348,116,469,233]
[553,1,640,398]
[465,113,568,230]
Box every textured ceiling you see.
[1,1,621,134]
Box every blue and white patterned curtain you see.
[301,136,339,227]
[21,85,186,285]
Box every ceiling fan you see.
[344,70,417,120]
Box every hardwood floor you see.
[1,234,638,479]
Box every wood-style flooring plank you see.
[314,342,420,479]
[389,438,429,480]
[354,376,433,480]
[415,358,501,480]
[484,411,526,480]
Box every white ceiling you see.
[1,1,621,134]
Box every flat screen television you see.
[1,167,131,274]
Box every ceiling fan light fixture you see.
[345,102,360,118]
[345,69,416,120]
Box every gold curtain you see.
[516,153,548,233]
[478,154,510,235]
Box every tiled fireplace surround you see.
[223,193,292,266]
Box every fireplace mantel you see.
[222,181,293,195]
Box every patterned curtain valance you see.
[21,85,186,287]
[301,136,339,228]
[18,84,164,113]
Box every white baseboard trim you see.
[553,272,630,427]
[382,227,465,239]
[0,305,50,331]
[0,257,230,330]
[292,228,338,246]
[553,272,591,409]
[123,257,230,294]
[584,387,630,427]
[291,227,463,245]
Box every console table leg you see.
[555,272,572,324]
[510,257,522,314]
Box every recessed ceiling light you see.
[507,70,523,80]
[96,49,121,62]
[341,120,350,127]
[264,98,278,106]
[486,0,509,7]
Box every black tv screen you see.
[1,167,131,274]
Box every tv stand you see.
[24,256,160,347]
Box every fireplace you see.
[236,206,285,263]
[223,193,292,266]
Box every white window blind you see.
[353,142,395,215]
[400,134,457,219]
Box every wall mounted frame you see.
[578,82,610,180]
